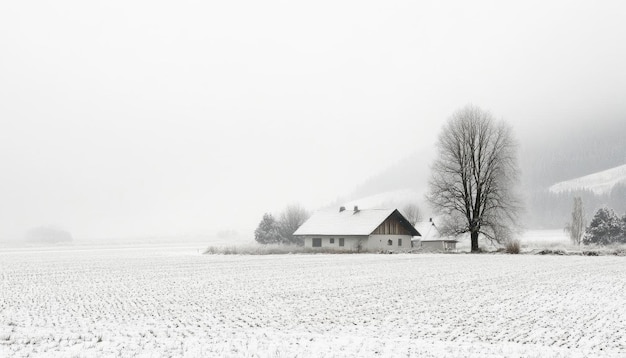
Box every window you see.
[339,238,344,247]
[398,238,402,246]
[312,238,322,247]
[387,239,393,246]
[330,238,335,244]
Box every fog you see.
[1,1,625,240]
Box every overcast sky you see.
[1,0,625,240]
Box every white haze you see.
[1,0,625,240]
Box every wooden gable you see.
[370,210,419,236]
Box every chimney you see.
[353,205,359,213]
[429,217,432,222]
[339,206,345,212]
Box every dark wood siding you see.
[371,212,413,235]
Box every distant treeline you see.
[527,184,626,229]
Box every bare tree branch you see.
[278,204,311,246]
[401,203,422,226]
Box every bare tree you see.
[427,104,522,252]
[401,203,422,226]
[278,204,311,245]
[564,197,585,246]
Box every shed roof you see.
[413,220,459,242]
[413,221,440,241]
[293,208,420,236]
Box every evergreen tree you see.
[254,213,283,244]
[583,208,624,245]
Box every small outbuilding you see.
[293,206,420,251]
[420,239,458,251]
[413,219,458,252]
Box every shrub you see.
[537,249,567,255]
[613,248,626,256]
[204,246,219,254]
[505,239,521,254]
[582,250,599,256]
[203,244,366,255]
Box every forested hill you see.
[549,164,626,196]
[519,118,625,228]
[520,119,626,189]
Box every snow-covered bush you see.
[254,213,283,244]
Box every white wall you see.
[421,241,457,251]
[302,235,368,251]
[301,235,414,251]
[367,235,413,251]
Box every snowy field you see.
[1,244,626,357]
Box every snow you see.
[293,208,397,236]
[549,164,626,195]
[1,243,626,357]
[521,229,570,247]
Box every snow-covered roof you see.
[413,220,458,242]
[413,221,439,241]
[293,208,420,236]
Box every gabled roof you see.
[293,208,420,236]
[413,220,458,242]
[413,221,440,241]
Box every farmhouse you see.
[293,206,420,251]
[413,219,458,251]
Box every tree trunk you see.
[471,231,479,252]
